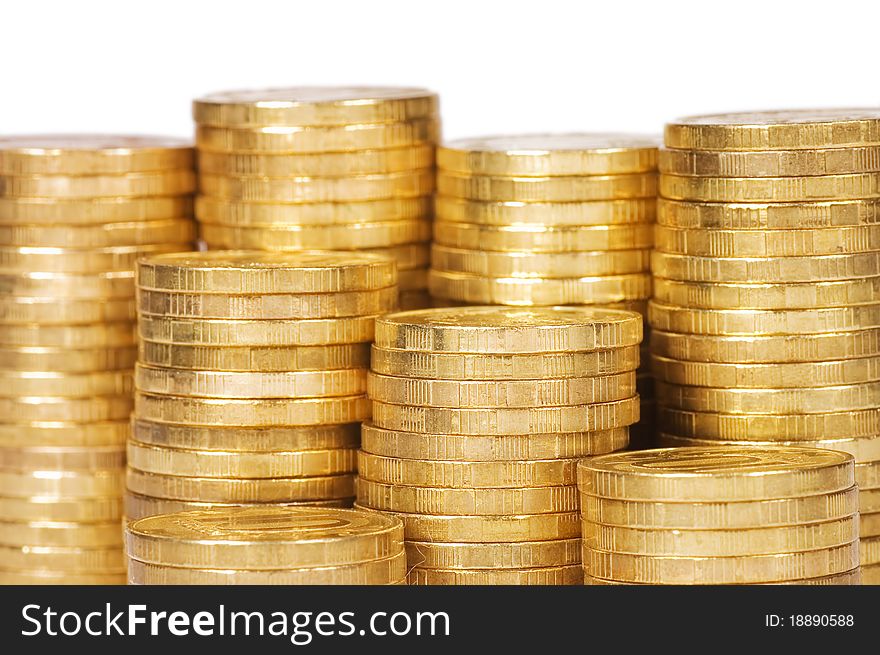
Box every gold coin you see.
[863,489,880,513]
[355,505,581,542]
[198,169,434,202]
[196,119,438,153]
[0,345,136,373]
[651,355,880,388]
[0,394,132,422]
[366,371,635,407]
[430,244,652,279]
[0,421,128,448]
[649,301,880,336]
[438,133,658,176]
[136,286,398,319]
[193,86,438,127]
[0,445,124,470]
[862,513,880,537]
[0,296,135,324]
[0,569,125,585]
[578,446,854,501]
[857,461,880,489]
[584,572,862,586]
[0,544,125,572]
[407,564,582,585]
[137,314,377,346]
[652,277,880,310]
[862,536,880,565]
[428,270,652,306]
[0,170,195,198]
[138,340,370,372]
[0,197,192,227]
[397,268,427,293]
[406,538,581,569]
[196,195,431,226]
[361,422,628,461]
[0,243,193,274]
[580,486,859,529]
[435,195,655,226]
[0,322,134,348]
[585,542,859,584]
[126,505,401,568]
[0,495,122,522]
[655,379,880,414]
[0,520,122,548]
[374,306,644,353]
[650,328,880,363]
[126,468,355,503]
[369,344,641,379]
[655,224,880,257]
[0,270,135,299]
[127,551,406,585]
[863,563,880,584]
[657,197,880,230]
[660,172,880,202]
[433,221,654,252]
[124,492,352,521]
[657,406,880,440]
[0,219,195,248]
[196,145,435,176]
[134,392,369,427]
[584,517,859,557]
[357,478,579,515]
[665,109,880,151]
[437,171,657,202]
[659,145,880,177]
[137,250,396,294]
[0,468,125,498]
[127,441,356,478]
[371,397,640,435]
[134,364,366,399]
[131,418,359,452]
[655,433,880,461]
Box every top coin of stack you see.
[127,250,398,520]
[652,109,880,582]
[125,505,405,584]
[357,305,642,585]
[0,135,196,585]
[193,87,440,310]
[579,446,861,585]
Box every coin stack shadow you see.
[126,251,399,520]
[0,135,195,585]
[356,305,641,584]
[192,87,439,310]
[651,109,880,584]
[428,134,658,448]
[579,447,861,584]
[125,505,406,584]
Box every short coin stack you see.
[429,134,659,447]
[127,250,398,519]
[357,305,642,584]
[125,506,405,584]
[193,87,439,310]
[0,135,196,584]
[652,109,880,580]
[578,446,861,585]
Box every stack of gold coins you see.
[193,87,439,310]
[429,134,659,448]
[652,109,880,581]
[356,305,641,585]
[125,506,405,584]
[0,135,196,585]
[579,446,861,585]
[126,250,398,520]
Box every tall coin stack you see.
[579,447,861,585]
[125,506,405,584]
[126,251,398,520]
[0,135,195,585]
[357,306,641,585]
[192,87,439,310]
[429,134,659,447]
[651,109,880,582]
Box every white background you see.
[2,0,878,140]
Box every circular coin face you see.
[443,133,659,153]
[671,108,880,127]
[0,134,191,151]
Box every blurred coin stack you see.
[356,306,641,585]
[127,251,398,519]
[430,134,659,447]
[193,87,439,310]
[579,447,861,585]
[125,506,405,584]
[0,135,195,584]
[651,109,880,581]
